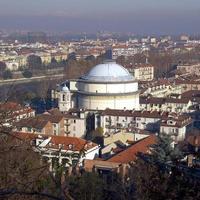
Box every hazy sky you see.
[0,0,199,34]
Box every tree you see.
[0,132,55,200]
[22,69,33,78]
[132,158,200,200]
[0,61,6,77]
[67,172,104,200]
[131,134,200,200]
[51,57,57,64]
[150,133,183,164]
[67,52,76,61]
[27,55,42,70]
[3,70,13,79]
[85,55,95,62]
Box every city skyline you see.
[0,0,200,34]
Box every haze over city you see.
[0,0,200,34]
[1,1,200,199]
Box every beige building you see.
[177,63,200,76]
[160,114,193,142]
[140,79,182,97]
[140,97,193,113]
[131,63,154,81]
[175,79,200,93]
[64,110,87,138]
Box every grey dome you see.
[81,60,134,82]
[61,84,69,92]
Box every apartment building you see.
[140,97,193,113]
[160,114,193,142]
[14,113,65,136]
[177,63,200,76]
[0,102,35,126]
[140,79,182,97]
[97,108,193,142]
[131,63,154,81]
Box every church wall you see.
[78,93,139,110]
[78,82,138,94]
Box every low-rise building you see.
[175,79,200,93]
[63,109,87,138]
[14,108,87,138]
[160,114,193,142]
[97,108,193,142]
[0,102,35,126]
[140,97,193,113]
[129,63,154,81]
[140,79,182,97]
[107,135,156,164]
[102,130,150,159]
[14,113,65,136]
[112,45,139,59]
[84,135,156,177]
[13,132,100,171]
[98,109,164,135]
[177,63,200,76]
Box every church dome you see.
[81,60,134,82]
[61,85,69,92]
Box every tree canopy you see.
[2,70,13,79]
[27,55,42,70]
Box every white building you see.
[131,63,154,81]
[5,60,19,71]
[160,114,193,142]
[96,108,193,143]
[53,60,140,111]
[14,132,100,170]
[112,46,138,59]
[140,97,193,113]
[76,60,140,110]
[176,63,200,76]
[98,109,162,135]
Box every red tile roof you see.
[12,132,98,151]
[107,135,157,164]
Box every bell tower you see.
[58,85,71,112]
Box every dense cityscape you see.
[1,1,200,200]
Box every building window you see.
[74,120,76,123]
[73,126,76,131]
[62,94,65,101]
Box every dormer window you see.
[167,120,175,125]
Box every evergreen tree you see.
[27,55,42,70]
[150,133,183,164]
[2,69,13,79]
[22,69,32,78]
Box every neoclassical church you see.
[52,60,140,112]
